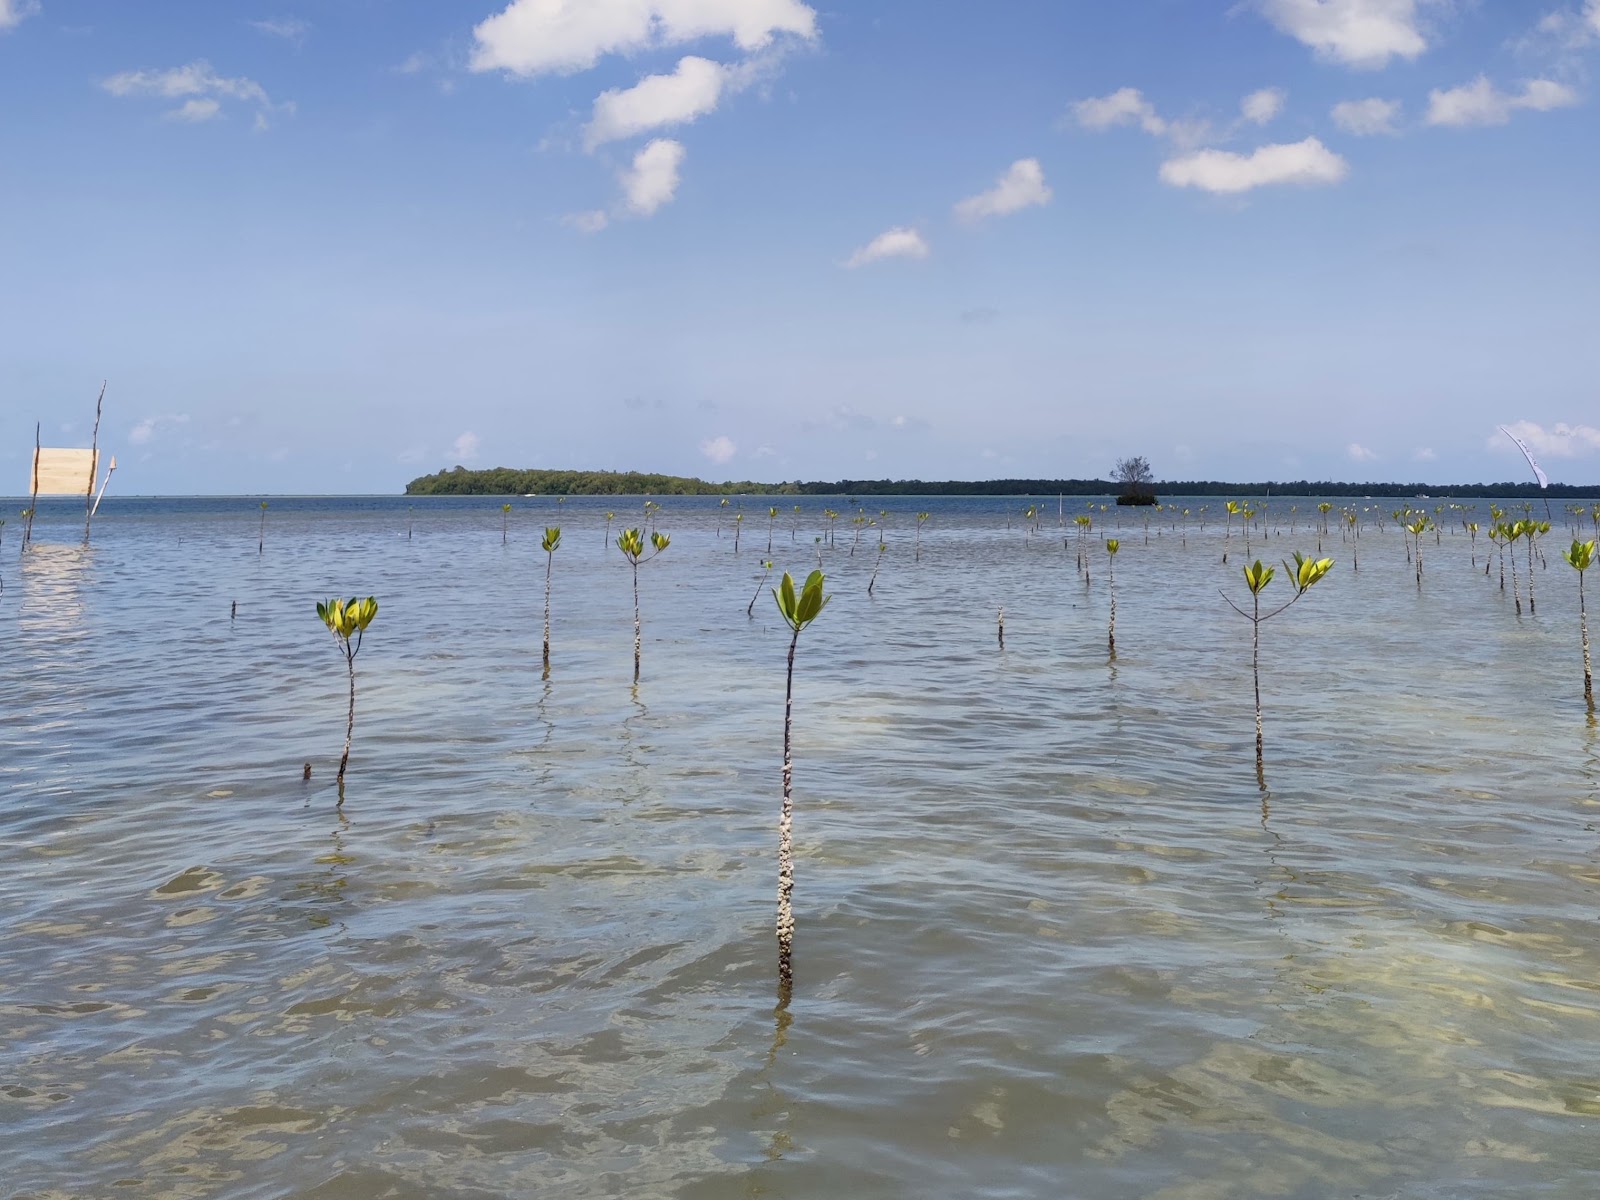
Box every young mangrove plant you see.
[1223,500,1240,563]
[868,541,886,596]
[1526,521,1550,614]
[258,501,268,556]
[1074,513,1092,574]
[1106,539,1120,656]
[915,512,930,561]
[1221,553,1333,777]
[717,497,729,539]
[1405,515,1429,588]
[502,503,512,545]
[733,512,743,553]
[604,511,615,548]
[772,569,830,998]
[541,527,560,677]
[1564,539,1596,710]
[1317,502,1332,552]
[749,559,775,617]
[617,527,669,684]
[315,595,379,792]
[767,506,778,554]
[1506,520,1525,614]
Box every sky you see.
[2,0,1598,494]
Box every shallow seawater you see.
[4,493,1600,1199]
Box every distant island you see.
[403,466,1597,501]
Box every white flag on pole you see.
[1498,425,1549,489]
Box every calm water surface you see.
[4,494,1600,1199]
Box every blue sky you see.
[2,0,1598,494]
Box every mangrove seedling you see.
[717,497,729,538]
[1526,521,1550,614]
[772,569,830,998]
[767,506,778,554]
[258,501,268,556]
[542,526,560,677]
[1223,500,1240,564]
[1221,553,1333,777]
[868,541,886,596]
[1405,516,1429,587]
[1563,539,1596,709]
[315,595,379,791]
[617,527,670,684]
[733,511,743,553]
[1106,539,1120,656]
[915,512,931,561]
[749,559,775,617]
[502,503,512,544]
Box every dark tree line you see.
[405,465,1597,501]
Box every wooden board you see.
[31,448,99,496]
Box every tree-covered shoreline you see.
[404,466,1598,500]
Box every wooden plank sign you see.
[31,448,99,496]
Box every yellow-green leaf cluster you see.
[774,570,830,633]
[317,596,378,641]
[1284,551,1334,593]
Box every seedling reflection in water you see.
[749,559,775,617]
[1564,539,1595,710]
[1221,553,1333,778]
[772,569,830,999]
[617,527,669,684]
[315,595,379,793]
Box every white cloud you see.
[1348,442,1379,462]
[845,227,930,268]
[1414,446,1436,462]
[1,0,38,32]
[248,18,309,43]
[1070,87,1168,136]
[101,60,288,127]
[584,55,728,148]
[1526,1,1600,53]
[1253,0,1431,69]
[1068,87,1212,149]
[170,97,222,122]
[1159,137,1348,194]
[563,208,610,233]
[471,0,817,77]
[1425,76,1580,127]
[129,414,190,445]
[954,158,1052,222]
[620,138,685,215]
[1241,87,1287,125]
[1491,421,1600,458]
[700,435,736,463]
[453,431,481,463]
[1331,96,1402,134]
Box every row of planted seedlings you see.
[291,491,1597,1000]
